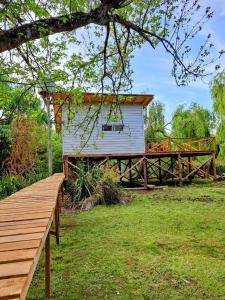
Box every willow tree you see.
[211,70,225,159]
[145,101,167,140]
[0,0,222,173]
[171,103,214,139]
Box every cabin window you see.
[113,124,124,132]
[102,124,124,132]
[102,124,113,131]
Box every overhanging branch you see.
[0,4,116,53]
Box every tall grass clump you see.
[65,162,129,209]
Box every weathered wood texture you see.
[0,173,64,300]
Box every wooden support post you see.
[158,157,162,184]
[188,156,192,182]
[171,157,174,182]
[118,159,122,183]
[45,233,51,299]
[64,156,69,180]
[212,152,217,179]
[178,154,183,186]
[128,159,132,185]
[188,157,191,173]
[143,156,148,189]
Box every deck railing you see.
[146,137,216,154]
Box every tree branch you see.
[0,4,116,53]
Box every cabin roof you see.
[39,92,154,133]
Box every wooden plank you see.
[0,205,54,211]
[0,201,54,206]
[0,261,33,279]
[0,218,49,228]
[0,232,44,244]
[0,200,55,206]
[0,277,26,299]
[0,227,46,237]
[0,212,52,223]
[0,222,48,232]
[2,195,57,200]
[0,248,37,264]
[0,209,53,216]
[0,240,40,252]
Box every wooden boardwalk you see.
[0,173,64,300]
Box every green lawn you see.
[28,181,225,300]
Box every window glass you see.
[113,124,124,131]
[102,124,112,131]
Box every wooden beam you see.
[64,157,69,180]
[129,159,132,184]
[119,158,144,179]
[177,154,183,186]
[146,158,179,179]
[182,156,213,181]
[158,158,162,184]
[212,152,217,179]
[143,157,148,189]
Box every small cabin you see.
[42,92,154,156]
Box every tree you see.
[171,103,213,138]
[211,70,225,159]
[0,0,223,95]
[0,1,222,175]
[145,101,167,140]
[0,80,47,125]
[0,81,48,174]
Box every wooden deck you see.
[63,137,217,185]
[0,173,64,300]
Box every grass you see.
[28,181,225,300]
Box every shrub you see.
[0,175,26,199]
[0,171,49,200]
[64,162,128,209]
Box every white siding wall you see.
[62,104,145,155]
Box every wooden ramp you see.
[0,173,64,300]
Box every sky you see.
[130,0,225,123]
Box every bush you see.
[216,162,225,175]
[64,162,128,209]
[0,175,26,199]
[52,132,63,173]
[0,171,49,200]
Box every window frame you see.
[102,124,124,132]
